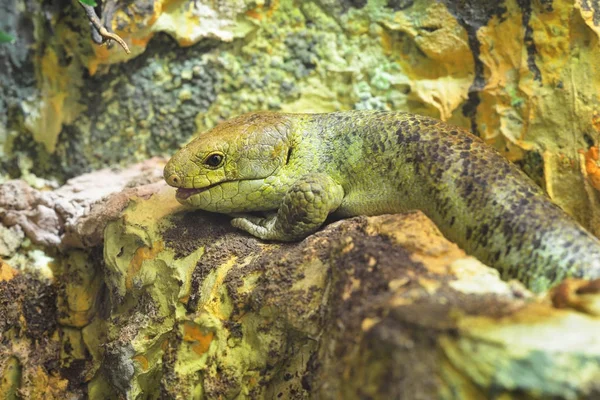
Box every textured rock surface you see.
[2,0,600,233]
[3,183,599,398]
[0,158,165,249]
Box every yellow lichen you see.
[204,256,238,320]
[0,357,21,399]
[25,48,82,153]
[384,3,473,121]
[86,0,253,73]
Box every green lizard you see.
[164,111,600,292]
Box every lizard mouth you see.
[174,176,269,202]
[175,182,222,200]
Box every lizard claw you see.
[231,216,275,239]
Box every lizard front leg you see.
[231,173,344,241]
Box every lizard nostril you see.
[166,174,181,187]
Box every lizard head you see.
[164,112,293,212]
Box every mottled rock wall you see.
[1,0,600,232]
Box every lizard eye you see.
[204,152,224,168]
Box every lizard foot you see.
[230,173,344,241]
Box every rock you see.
[2,181,600,397]
[0,158,166,249]
[0,225,24,258]
[0,263,67,399]
[86,187,600,398]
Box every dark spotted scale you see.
[296,111,600,292]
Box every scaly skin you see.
[164,111,600,292]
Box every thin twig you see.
[79,1,130,54]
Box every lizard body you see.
[164,111,600,291]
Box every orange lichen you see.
[178,37,195,47]
[246,0,278,20]
[246,8,263,21]
[0,260,17,281]
[126,241,165,290]
[130,36,151,48]
[551,278,600,316]
[133,355,150,371]
[88,45,112,76]
[179,294,190,304]
[182,322,214,356]
[579,146,600,190]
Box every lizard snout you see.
[164,161,183,187]
[165,173,182,187]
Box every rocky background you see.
[2,0,600,231]
[1,0,600,398]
